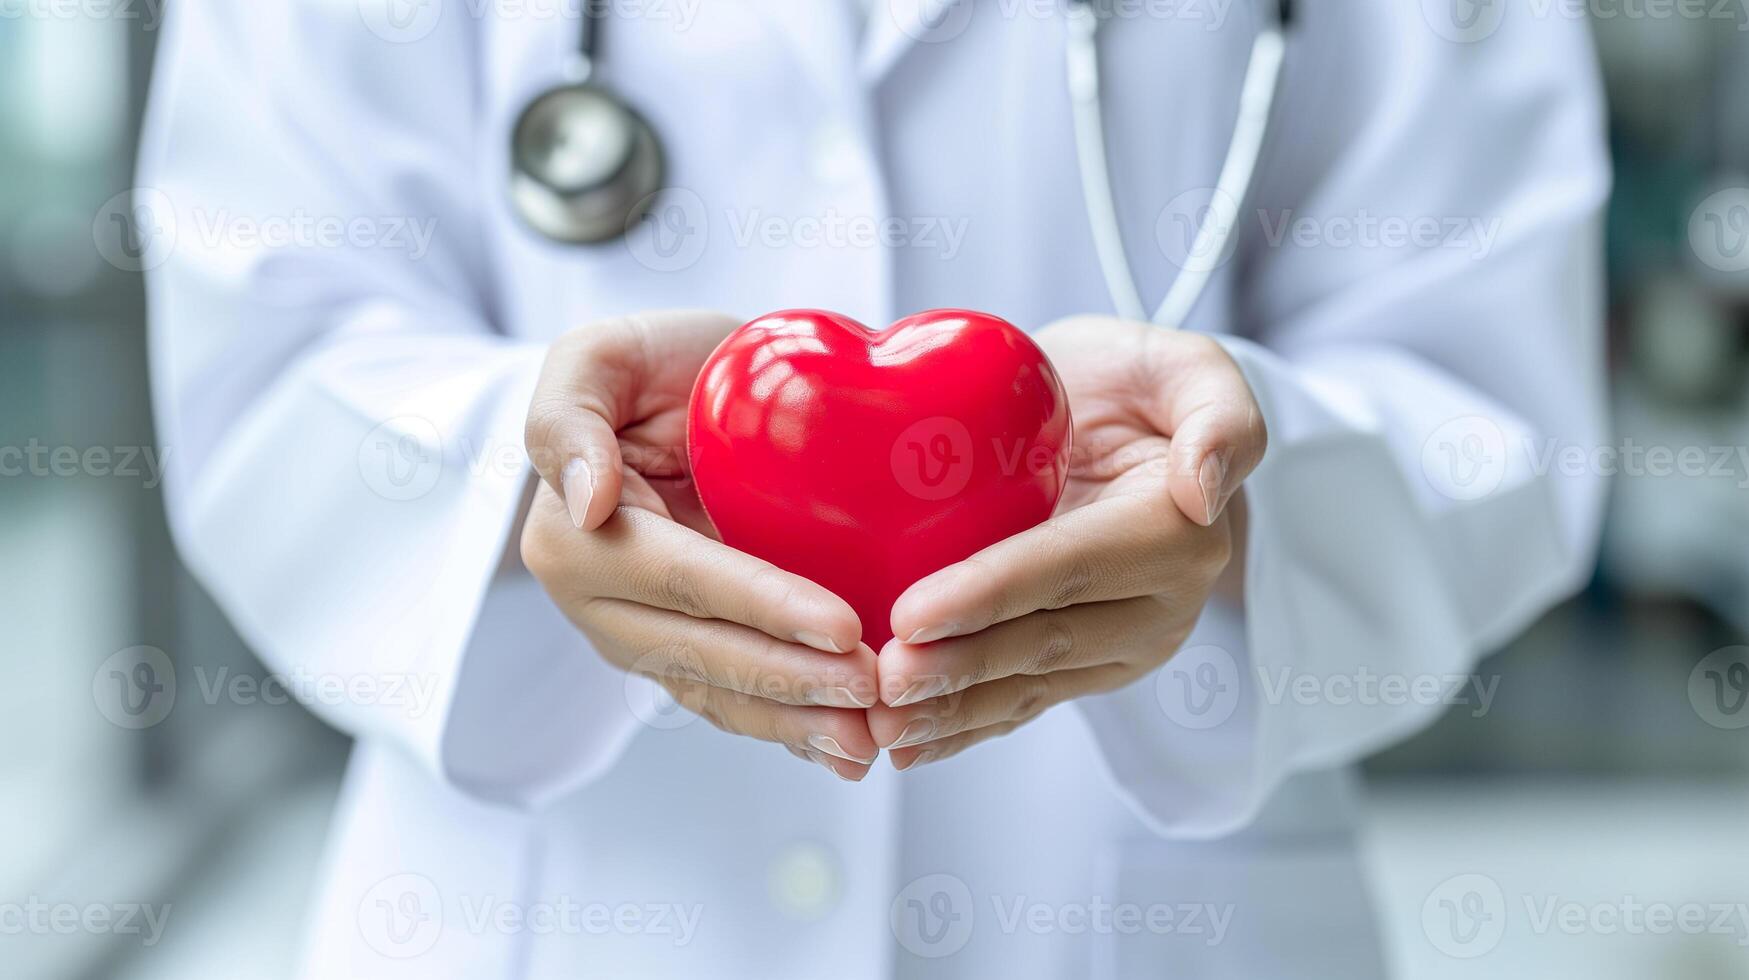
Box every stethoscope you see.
[509,0,1294,328]
[509,5,664,244]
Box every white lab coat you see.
[140,1,1611,977]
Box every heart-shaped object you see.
[688,309,1072,648]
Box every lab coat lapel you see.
[742,0,863,107]
[860,0,969,83]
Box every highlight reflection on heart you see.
[687,309,1072,648]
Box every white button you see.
[767,841,841,920]
[808,124,865,188]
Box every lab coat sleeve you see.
[1074,1,1611,836]
[142,1,645,808]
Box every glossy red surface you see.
[687,309,1073,648]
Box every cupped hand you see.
[521,311,880,780]
[869,316,1267,770]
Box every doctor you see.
[141,0,1610,977]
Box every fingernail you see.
[808,733,875,764]
[895,749,937,772]
[1197,454,1225,527]
[904,623,958,645]
[794,630,846,654]
[806,686,873,709]
[806,748,862,781]
[889,717,938,749]
[562,458,595,529]
[890,675,950,708]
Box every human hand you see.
[869,316,1267,769]
[521,311,880,780]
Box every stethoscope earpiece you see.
[510,82,665,244]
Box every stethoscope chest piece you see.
[510,82,664,244]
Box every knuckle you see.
[930,728,982,765]
[1043,313,1119,338]
[1178,329,1223,360]
[1029,616,1078,674]
[522,404,566,467]
[631,622,711,684]
[655,641,711,686]
[1046,555,1098,610]
[1010,674,1053,722]
[962,649,998,688]
[571,314,643,359]
[688,689,733,733]
[927,706,968,741]
[649,559,712,619]
[1034,524,1096,610]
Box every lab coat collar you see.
[741,0,970,96]
[740,0,862,105]
[859,0,970,83]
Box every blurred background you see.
[1,5,1745,979]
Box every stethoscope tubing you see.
[514,0,1292,332]
[1067,0,1290,328]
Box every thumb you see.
[525,378,625,531]
[1150,338,1267,527]
[1166,399,1264,527]
[523,310,742,530]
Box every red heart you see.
[687,309,1073,648]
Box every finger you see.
[524,310,740,530]
[1165,392,1265,528]
[585,598,880,707]
[1035,318,1266,527]
[786,744,874,782]
[869,663,1130,751]
[886,720,1021,772]
[657,677,878,781]
[889,494,1224,644]
[1138,330,1267,527]
[879,595,1176,706]
[537,505,862,654]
